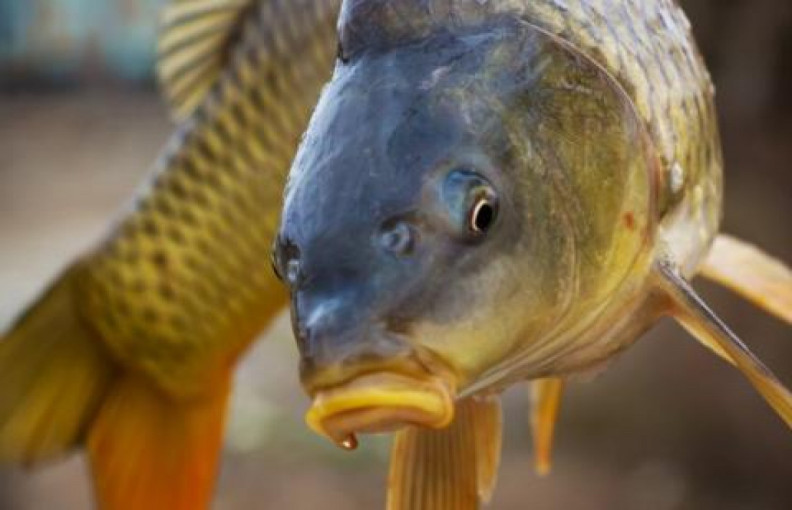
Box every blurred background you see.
[0,0,790,508]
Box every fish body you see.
[84,0,340,399]
[1,1,791,509]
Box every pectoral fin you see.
[529,378,564,476]
[700,235,792,325]
[654,261,792,428]
[387,396,502,510]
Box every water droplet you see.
[339,434,358,451]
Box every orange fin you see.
[87,374,230,510]
[655,261,792,428]
[0,266,115,464]
[471,396,502,503]
[387,396,502,510]
[529,377,564,476]
[700,234,792,324]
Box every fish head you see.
[275,17,655,443]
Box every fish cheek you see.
[403,253,542,388]
[395,136,565,383]
[404,210,567,387]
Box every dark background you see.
[1,1,790,508]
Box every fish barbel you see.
[1,0,791,509]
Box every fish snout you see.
[294,296,414,388]
[293,296,457,445]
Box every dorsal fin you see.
[157,0,253,121]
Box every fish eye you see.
[272,237,302,286]
[270,251,283,282]
[441,169,499,240]
[469,196,497,234]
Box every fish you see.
[0,1,790,510]
[0,0,342,508]
[273,0,792,507]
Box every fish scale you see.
[520,0,722,273]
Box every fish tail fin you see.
[654,260,792,428]
[700,234,792,324]
[387,396,502,510]
[0,265,115,464]
[88,373,231,510]
[529,377,564,476]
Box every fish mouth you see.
[305,371,456,445]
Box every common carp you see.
[1,1,790,510]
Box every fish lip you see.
[305,370,457,444]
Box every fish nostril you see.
[378,221,415,256]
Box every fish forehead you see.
[283,28,516,244]
[339,0,531,56]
